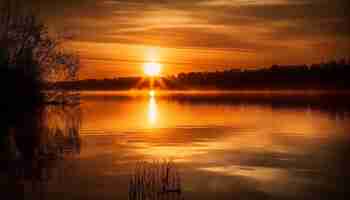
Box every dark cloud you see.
[19,0,350,46]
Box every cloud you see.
[21,0,349,46]
[13,0,350,77]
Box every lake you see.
[1,91,349,200]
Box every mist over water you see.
[1,91,349,200]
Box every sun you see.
[143,62,161,77]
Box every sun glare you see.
[144,62,161,77]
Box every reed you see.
[129,160,183,200]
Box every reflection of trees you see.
[0,105,81,196]
[39,105,81,157]
[129,160,183,200]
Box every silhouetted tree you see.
[0,0,79,105]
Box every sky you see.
[18,0,350,78]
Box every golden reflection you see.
[149,90,155,97]
[148,91,158,125]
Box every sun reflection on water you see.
[149,90,155,97]
[148,90,157,126]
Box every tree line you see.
[56,60,350,91]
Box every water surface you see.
[1,91,349,200]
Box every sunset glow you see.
[143,62,162,77]
[39,0,350,79]
[2,1,350,199]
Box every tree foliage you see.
[0,0,79,105]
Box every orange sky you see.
[25,0,350,79]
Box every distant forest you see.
[54,60,350,91]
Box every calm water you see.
[1,91,349,200]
